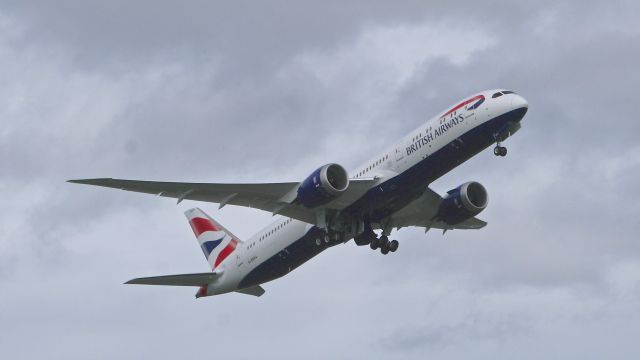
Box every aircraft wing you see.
[392,187,487,231]
[68,177,377,225]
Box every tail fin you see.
[185,208,242,270]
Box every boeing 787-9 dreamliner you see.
[70,89,528,298]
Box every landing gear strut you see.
[493,133,508,157]
[354,220,399,255]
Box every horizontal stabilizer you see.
[235,285,266,297]
[125,271,221,286]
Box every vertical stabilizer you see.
[185,208,241,270]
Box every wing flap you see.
[125,272,221,286]
[452,217,487,229]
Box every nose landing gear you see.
[493,131,508,157]
[494,145,507,157]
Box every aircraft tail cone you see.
[195,285,209,299]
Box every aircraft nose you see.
[511,94,528,110]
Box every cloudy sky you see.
[1,1,639,359]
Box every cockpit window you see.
[492,92,503,98]
[502,90,515,95]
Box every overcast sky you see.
[1,1,639,359]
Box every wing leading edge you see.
[68,177,378,225]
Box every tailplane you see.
[126,271,222,286]
[185,207,242,270]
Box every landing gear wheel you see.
[494,146,507,157]
[370,238,380,250]
[381,242,390,255]
[389,240,399,252]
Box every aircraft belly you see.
[238,226,339,289]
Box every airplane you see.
[69,89,528,298]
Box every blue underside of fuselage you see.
[238,107,528,289]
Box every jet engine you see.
[297,163,349,208]
[437,181,488,225]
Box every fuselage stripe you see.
[442,95,485,117]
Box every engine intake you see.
[437,181,488,225]
[297,163,349,208]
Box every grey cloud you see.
[1,1,640,359]
[380,311,532,352]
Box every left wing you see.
[392,187,487,231]
[68,177,376,225]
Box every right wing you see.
[392,187,487,231]
[69,177,377,225]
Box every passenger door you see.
[394,146,406,172]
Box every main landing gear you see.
[369,235,399,255]
[353,221,399,255]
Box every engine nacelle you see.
[297,163,349,208]
[437,181,488,225]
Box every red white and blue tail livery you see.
[70,89,529,298]
[187,208,240,270]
